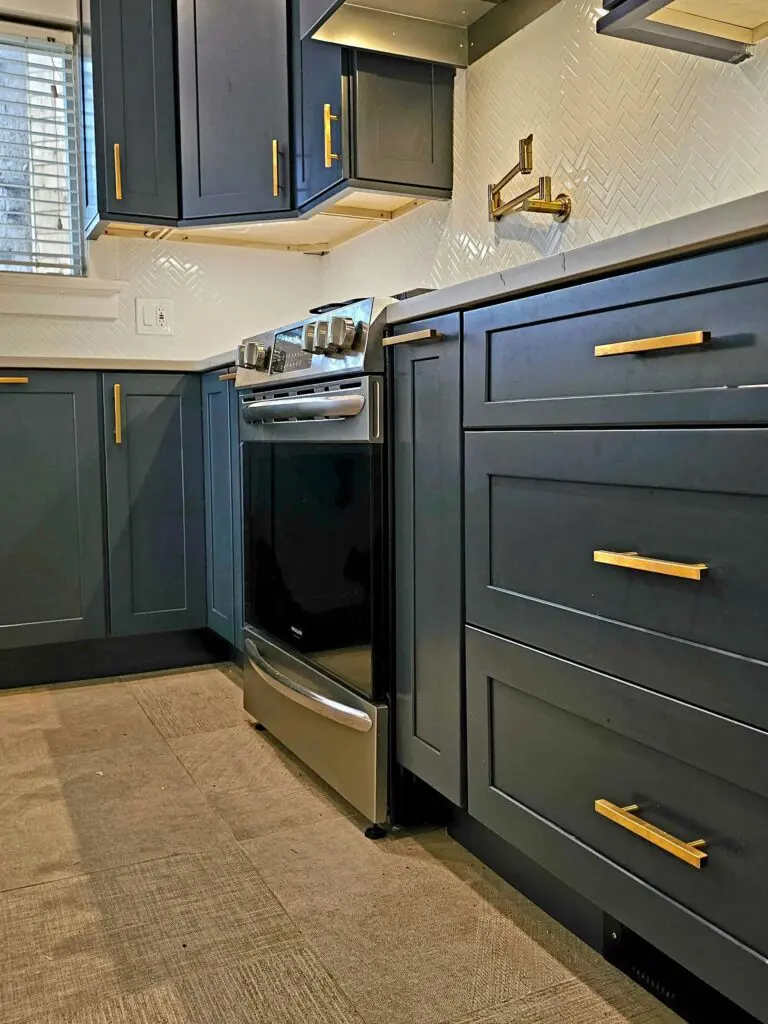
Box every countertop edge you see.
[385,192,768,326]
[0,350,237,373]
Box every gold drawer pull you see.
[113,142,123,201]
[594,331,707,358]
[382,328,444,348]
[0,376,29,384]
[595,799,708,870]
[113,383,123,445]
[593,550,707,581]
[324,103,339,168]
[272,139,280,198]
[218,372,237,381]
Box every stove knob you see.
[313,321,330,353]
[237,342,248,368]
[329,316,357,352]
[302,322,317,352]
[242,341,258,368]
[252,344,269,370]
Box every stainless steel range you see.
[236,297,395,833]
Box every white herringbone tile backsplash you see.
[2,0,768,360]
[323,0,768,299]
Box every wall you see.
[0,237,324,361]
[322,0,768,298]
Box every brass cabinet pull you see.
[324,103,339,168]
[218,372,237,381]
[594,331,707,358]
[595,799,708,869]
[382,328,444,348]
[0,376,29,384]
[593,550,708,581]
[113,383,123,445]
[113,143,123,201]
[272,139,280,198]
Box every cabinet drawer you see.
[465,428,768,729]
[466,626,768,960]
[464,239,768,427]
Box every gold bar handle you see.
[0,376,29,384]
[113,143,123,201]
[113,383,123,445]
[595,799,708,870]
[382,329,444,348]
[324,103,339,169]
[595,331,707,358]
[593,550,707,581]
[272,139,280,198]
[218,372,237,381]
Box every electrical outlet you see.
[136,298,175,336]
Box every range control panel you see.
[235,298,395,390]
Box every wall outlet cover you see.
[136,298,175,336]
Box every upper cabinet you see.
[597,0,768,63]
[83,0,179,224]
[177,0,292,218]
[294,27,453,209]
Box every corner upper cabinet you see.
[294,29,454,210]
[177,0,292,218]
[596,0,768,63]
[103,374,206,637]
[0,372,106,650]
[83,0,179,223]
[389,316,464,806]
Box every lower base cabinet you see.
[202,369,243,648]
[104,373,206,636]
[390,315,464,806]
[0,371,106,649]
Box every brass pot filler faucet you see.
[488,134,572,222]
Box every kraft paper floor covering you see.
[0,666,681,1024]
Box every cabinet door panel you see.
[391,316,464,805]
[91,0,178,219]
[178,0,292,218]
[202,371,242,646]
[104,374,205,636]
[295,35,345,207]
[352,52,453,191]
[0,372,106,649]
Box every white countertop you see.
[385,191,768,326]
[0,349,237,373]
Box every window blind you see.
[0,31,84,275]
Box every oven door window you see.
[244,442,373,695]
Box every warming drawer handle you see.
[595,800,708,870]
[245,640,373,734]
[593,550,707,581]
[243,393,365,423]
[594,331,708,357]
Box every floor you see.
[0,665,682,1024]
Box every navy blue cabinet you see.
[202,370,243,648]
[0,371,106,649]
[103,373,206,636]
[389,317,464,806]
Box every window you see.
[0,29,84,275]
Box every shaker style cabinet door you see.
[294,31,346,208]
[0,371,106,649]
[202,370,243,648]
[88,0,179,220]
[390,315,464,806]
[177,0,292,219]
[103,374,206,636]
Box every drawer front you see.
[466,626,768,960]
[464,239,768,427]
[465,428,768,729]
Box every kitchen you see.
[1,0,767,1021]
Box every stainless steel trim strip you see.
[243,393,365,423]
[245,639,373,733]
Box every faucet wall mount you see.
[488,134,571,223]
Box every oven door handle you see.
[245,639,373,733]
[243,393,365,423]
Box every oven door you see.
[242,435,381,699]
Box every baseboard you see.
[0,629,233,689]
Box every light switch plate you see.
[136,298,174,336]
